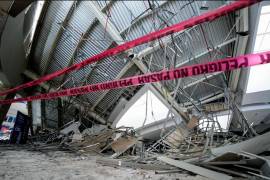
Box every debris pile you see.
[20,117,269,179]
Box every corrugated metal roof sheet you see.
[31,0,237,118]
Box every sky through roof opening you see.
[246,5,270,93]
[116,90,171,129]
[199,113,231,132]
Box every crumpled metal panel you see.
[82,56,127,105]
[33,1,67,73]
[95,0,110,10]
[107,1,148,33]
[96,65,140,112]
[62,22,114,90]
[88,57,127,84]
[46,1,97,84]
[118,1,200,53]
[37,1,74,74]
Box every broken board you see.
[158,156,232,180]
[111,136,137,158]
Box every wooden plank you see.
[241,151,270,162]
[202,165,249,178]
[209,152,243,162]
[157,156,232,180]
[165,137,181,147]
[111,136,137,158]
[96,158,176,171]
[247,171,270,180]
[187,116,198,129]
[203,102,227,112]
[163,140,178,149]
[234,164,262,174]
[165,128,185,148]
[111,137,137,153]
[201,160,247,165]
[155,169,185,174]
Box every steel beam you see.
[184,92,225,108]
[229,8,249,93]
[88,1,123,43]
[183,72,223,90]
[24,70,50,90]
[176,37,237,68]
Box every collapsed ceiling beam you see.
[87,2,235,119]
[184,92,225,108]
[88,1,188,121]
[89,34,193,111]
[229,8,249,94]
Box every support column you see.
[32,100,42,133]
[27,101,34,136]
[57,98,63,130]
[40,99,47,129]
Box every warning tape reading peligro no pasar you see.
[0,51,269,104]
[0,0,260,96]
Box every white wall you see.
[7,102,28,117]
[32,100,41,127]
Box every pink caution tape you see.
[0,0,259,96]
[1,51,270,104]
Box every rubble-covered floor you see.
[0,147,207,180]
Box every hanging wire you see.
[103,3,112,39]
[257,18,270,51]
[142,91,149,127]
[141,52,154,127]
[149,92,157,122]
